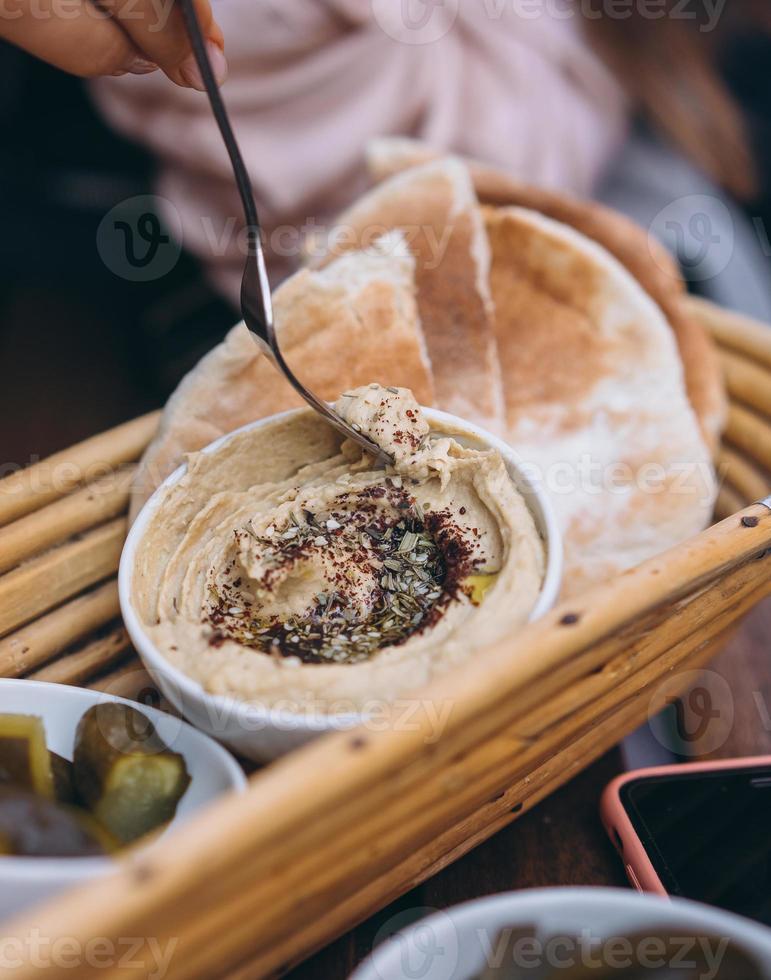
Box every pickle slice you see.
[74,703,191,844]
[0,787,113,857]
[50,751,77,805]
[0,715,54,799]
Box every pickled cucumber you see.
[0,715,54,798]
[0,787,113,857]
[50,751,76,805]
[74,703,190,844]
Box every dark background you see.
[0,44,236,468]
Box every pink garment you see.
[91,0,626,301]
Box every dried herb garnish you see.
[202,486,479,666]
[208,516,445,664]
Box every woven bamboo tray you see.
[0,296,770,979]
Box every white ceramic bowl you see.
[350,887,771,980]
[0,679,246,922]
[120,408,563,762]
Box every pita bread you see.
[366,138,726,454]
[485,205,716,596]
[311,158,506,434]
[133,154,719,603]
[130,231,433,521]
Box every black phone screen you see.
[620,766,771,925]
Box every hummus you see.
[131,386,545,713]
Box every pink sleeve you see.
[91,0,626,302]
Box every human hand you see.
[0,0,226,89]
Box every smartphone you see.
[601,757,771,926]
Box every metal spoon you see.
[178,0,392,466]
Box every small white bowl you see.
[0,679,246,921]
[120,408,563,762]
[350,887,771,980]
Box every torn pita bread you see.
[130,231,433,521]
[133,153,719,604]
[485,205,717,597]
[311,158,506,435]
[366,138,726,455]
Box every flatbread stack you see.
[131,147,722,599]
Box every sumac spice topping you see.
[204,488,478,665]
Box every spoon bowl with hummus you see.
[120,386,562,761]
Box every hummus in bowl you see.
[120,386,561,760]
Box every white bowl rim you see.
[120,406,563,732]
[350,886,771,980]
[0,677,247,880]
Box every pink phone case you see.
[601,756,771,897]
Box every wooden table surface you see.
[287,599,771,979]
